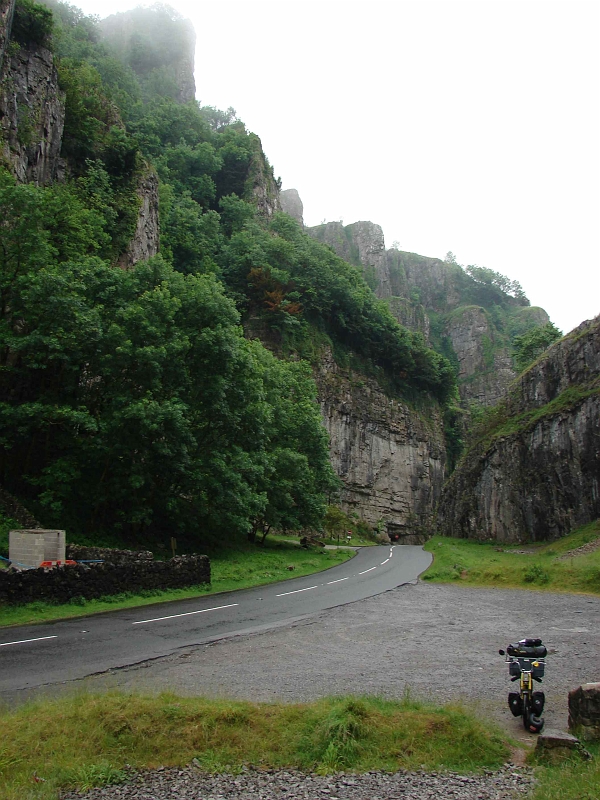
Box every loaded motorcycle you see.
[499,638,547,733]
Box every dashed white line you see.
[0,635,58,648]
[359,566,377,575]
[381,558,390,565]
[276,585,318,597]
[132,603,238,625]
[327,577,349,585]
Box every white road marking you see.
[327,577,349,585]
[359,566,377,575]
[381,558,390,565]
[132,603,238,625]
[276,585,318,597]
[0,635,58,648]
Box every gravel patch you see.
[19,581,600,799]
[69,582,600,736]
[61,764,536,800]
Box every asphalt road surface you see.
[0,545,431,698]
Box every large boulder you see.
[569,683,600,741]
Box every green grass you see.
[529,741,600,800]
[423,520,600,594]
[0,539,354,628]
[0,692,511,799]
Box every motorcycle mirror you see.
[499,649,505,655]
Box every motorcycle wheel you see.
[522,694,544,733]
[522,695,531,731]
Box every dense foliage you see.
[0,171,337,541]
[1,1,457,545]
[512,322,562,373]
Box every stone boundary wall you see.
[65,545,154,564]
[0,555,210,605]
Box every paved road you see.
[0,545,431,696]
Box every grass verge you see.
[423,520,600,594]
[0,692,511,799]
[0,539,354,628]
[528,741,600,800]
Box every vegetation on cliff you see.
[0,1,455,546]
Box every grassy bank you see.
[0,692,510,799]
[530,743,600,800]
[423,520,600,594]
[0,539,354,628]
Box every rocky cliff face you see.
[303,204,553,409]
[0,0,14,69]
[0,32,65,185]
[280,187,304,225]
[316,350,446,542]
[117,169,160,267]
[246,133,281,217]
[437,317,600,542]
[446,306,516,406]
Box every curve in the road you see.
[0,544,432,696]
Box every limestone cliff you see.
[0,0,65,185]
[117,169,160,268]
[437,317,600,542]
[316,350,446,542]
[280,187,303,225]
[303,203,552,408]
[245,133,281,217]
[0,0,15,69]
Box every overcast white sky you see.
[72,0,599,334]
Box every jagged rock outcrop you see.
[280,187,304,225]
[446,306,516,406]
[306,213,554,407]
[246,133,281,217]
[316,350,445,542]
[0,35,65,185]
[117,169,160,267]
[437,317,600,542]
[308,220,392,298]
[0,0,15,69]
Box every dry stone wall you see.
[0,554,210,605]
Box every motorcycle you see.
[499,638,547,733]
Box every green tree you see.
[512,322,562,373]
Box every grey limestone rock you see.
[316,349,445,541]
[535,729,591,762]
[0,0,15,70]
[447,306,516,406]
[280,187,304,225]
[569,683,600,741]
[117,169,160,268]
[437,316,600,542]
[0,40,65,185]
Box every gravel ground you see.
[61,764,536,800]
[30,581,600,799]
[73,581,600,736]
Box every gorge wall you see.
[0,0,65,185]
[437,316,600,543]
[305,212,550,408]
[315,350,445,542]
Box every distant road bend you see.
[0,545,431,696]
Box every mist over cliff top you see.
[69,0,600,336]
